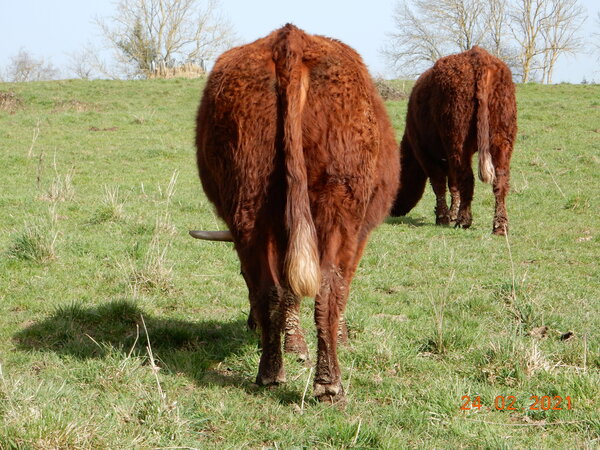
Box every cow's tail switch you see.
[274,24,321,298]
[476,66,496,184]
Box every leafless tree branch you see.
[95,0,236,78]
[5,49,61,82]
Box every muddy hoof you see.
[314,382,345,404]
[493,224,508,236]
[255,372,286,386]
[316,390,346,405]
[436,215,450,225]
[455,215,472,229]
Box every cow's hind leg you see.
[491,142,511,235]
[240,243,287,386]
[429,171,450,225]
[283,290,309,361]
[454,155,475,229]
[448,175,460,223]
[247,297,308,362]
[313,232,366,403]
[251,285,286,386]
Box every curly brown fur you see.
[391,46,517,235]
[195,24,399,401]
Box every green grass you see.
[0,78,599,448]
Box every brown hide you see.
[195,24,399,401]
[391,46,517,235]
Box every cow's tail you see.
[273,24,320,298]
[476,64,496,184]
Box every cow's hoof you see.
[255,371,286,386]
[284,336,309,362]
[493,224,508,236]
[315,386,346,405]
[314,382,345,403]
[436,215,450,225]
[455,215,472,229]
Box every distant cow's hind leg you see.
[455,156,475,229]
[429,171,450,225]
[448,175,460,223]
[491,143,511,235]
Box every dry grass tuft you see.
[123,235,174,297]
[52,99,97,113]
[7,217,58,263]
[147,62,205,79]
[374,78,409,101]
[524,340,552,377]
[0,91,24,113]
[44,170,75,203]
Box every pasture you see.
[0,78,599,448]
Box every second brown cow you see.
[390,46,517,235]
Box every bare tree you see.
[485,0,509,57]
[433,0,488,51]
[539,0,585,84]
[5,49,60,82]
[383,1,445,77]
[596,12,600,53]
[67,47,98,80]
[383,0,512,77]
[508,0,557,82]
[96,0,236,78]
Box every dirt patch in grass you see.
[89,126,119,132]
[0,91,24,113]
[53,99,98,113]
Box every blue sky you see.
[1,0,598,82]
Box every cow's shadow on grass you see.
[385,215,428,227]
[13,299,303,404]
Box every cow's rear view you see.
[390,46,517,235]
[194,24,399,402]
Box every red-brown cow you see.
[192,24,399,402]
[390,46,517,235]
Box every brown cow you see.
[390,46,517,235]
[193,24,399,402]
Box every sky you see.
[0,0,598,83]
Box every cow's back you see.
[196,36,280,241]
[196,28,398,249]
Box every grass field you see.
[0,78,599,448]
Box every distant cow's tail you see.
[273,24,320,298]
[476,65,496,184]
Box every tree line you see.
[1,0,599,83]
[384,0,592,83]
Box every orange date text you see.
[460,395,572,411]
